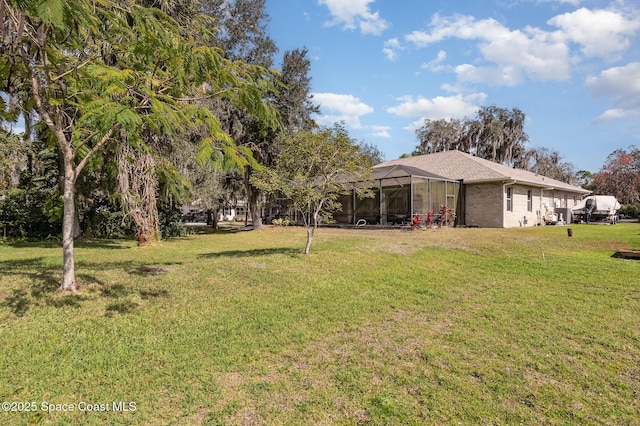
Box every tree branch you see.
[74,125,120,180]
[51,57,97,81]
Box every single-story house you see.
[337,150,590,228]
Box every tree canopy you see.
[415,106,528,166]
[593,146,640,204]
[520,147,576,185]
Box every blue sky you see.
[265,0,640,172]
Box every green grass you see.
[1,223,639,425]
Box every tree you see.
[0,127,26,195]
[358,141,385,165]
[0,124,62,238]
[194,0,280,230]
[1,0,278,291]
[237,47,320,229]
[521,147,576,184]
[575,170,596,191]
[415,117,467,155]
[202,0,277,67]
[274,48,320,132]
[212,47,319,230]
[252,124,372,254]
[593,147,640,204]
[414,106,528,166]
[471,106,528,166]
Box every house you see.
[338,150,590,228]
[181,199,248,223]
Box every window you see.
[527,190,532,212]
[506,187,513,212]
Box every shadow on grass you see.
[0,257,174,317]
[185,223,253,236]
[127,265,177,276]
[74,239,133,250]
[3,238,131,250]
[105,300,140,316]
[198,247,301,259]
[3,289,30,317]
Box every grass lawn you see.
[1,223,639,425]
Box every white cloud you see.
[318,0,389,35]
[593,108,640,124]
[586,62,640,99]
[383,38,402,61]
[401,7,640,87]
[586,62,640,122]
[421,50,447,71]
[404,14,571,84]
[313,92,374,128]
[455,64,525,86]
[480,26,570,80]
[405,14,505,47]
[387,93,487,131]
[536,0,581,5]
[369,125,391,138]
[548,8,640,58]
[440,83,463,93]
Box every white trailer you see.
[572,195,621,223]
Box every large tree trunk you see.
[244,166,262,230]
[60,168,78,292]
[117,145,161,243]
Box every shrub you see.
[618,203,640,219]
[439,204,456,227]
[0,188,60,238]
[159,205,193,238]
[82,200,134,239]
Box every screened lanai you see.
[334,164,463,226]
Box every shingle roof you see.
[375,150,590,193]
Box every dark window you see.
[527,190,532,212]
[506,187,513,212]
